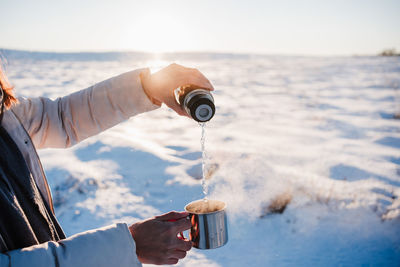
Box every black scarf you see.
[0,125,65,252]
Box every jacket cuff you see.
[117,223,143,267]
[139,69,162,106]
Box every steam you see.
[207,153,293,220]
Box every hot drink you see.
[185,199,225,214]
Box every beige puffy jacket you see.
[0,69,160,267]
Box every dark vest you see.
[0,125,65,252]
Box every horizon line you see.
[0,47,388,58]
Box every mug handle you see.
[167,219,187,240]
[177,232,185,240]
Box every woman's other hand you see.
[129,211,192,265]
[140,63,214,116]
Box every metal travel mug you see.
[184,199,228,249]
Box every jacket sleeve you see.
[0,223,142,267]
[11,69,160,149]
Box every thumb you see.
[156,211,189,221]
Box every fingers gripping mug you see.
[184,199,228,249]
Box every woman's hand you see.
[129,211,192,265]
[140,63,214,116]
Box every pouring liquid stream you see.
[200,122,208,202]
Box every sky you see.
[1,0,399,55]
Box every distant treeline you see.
[379,49,400,57]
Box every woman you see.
[0,61,214,266]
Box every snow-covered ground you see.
[3,50,400,266]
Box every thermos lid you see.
[186,93,215,122]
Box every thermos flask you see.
[176,85,215,122]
